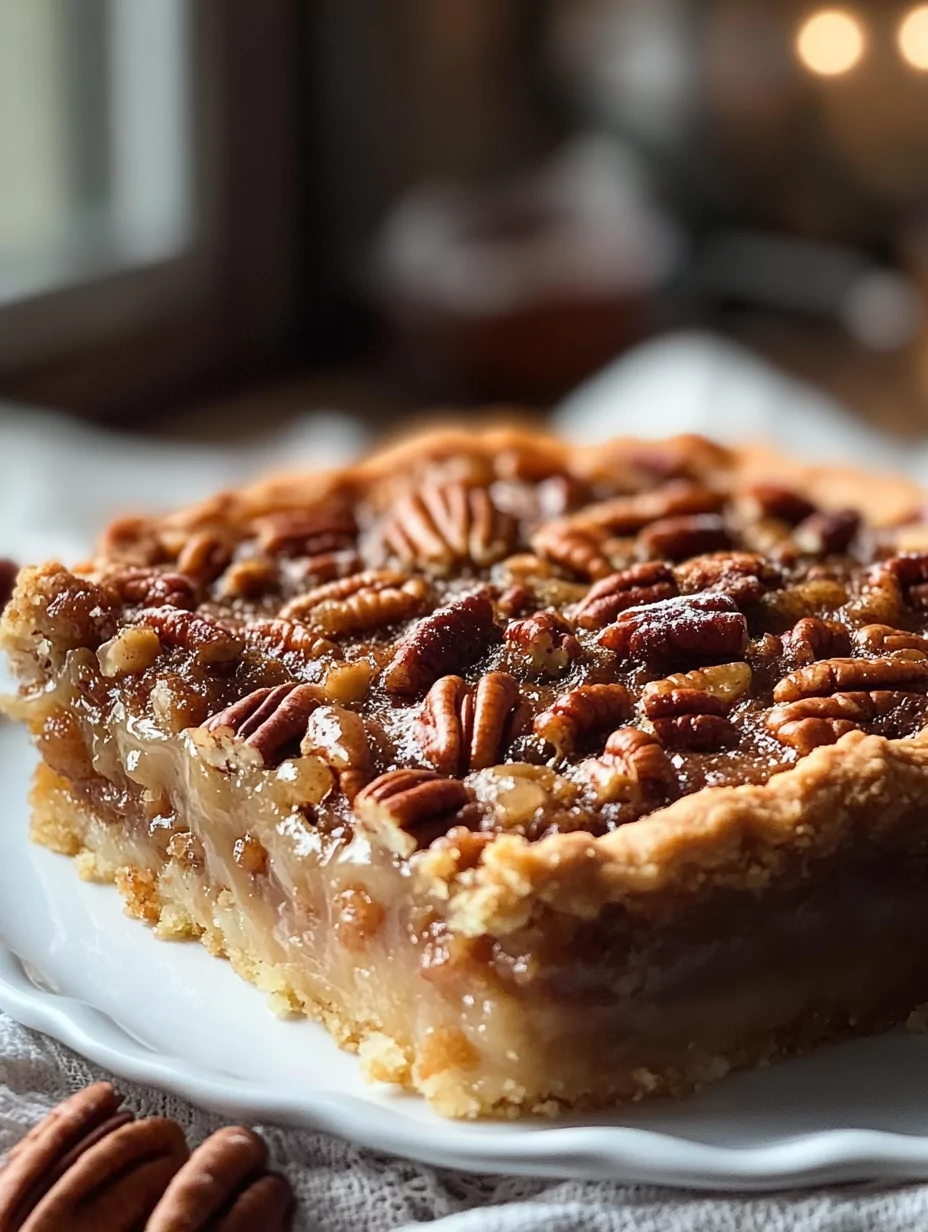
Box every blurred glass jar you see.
[372,137,680,401]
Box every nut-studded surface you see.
[9,429,928,851]
[10,428,928,1119]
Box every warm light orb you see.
[899,5,928,70]
[796,9,866,76]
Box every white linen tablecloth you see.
[4,335,928,1231]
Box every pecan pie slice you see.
[8,427,928,1119]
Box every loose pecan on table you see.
[504,611,581,674]
[534,683,631,756]
[636,514,731,563]
[773,655,928,703]
[377,479,516,573]
[136,606,243,664]
[147,1125,293,1232]
[792,509,860,556]
[599,593,749,667]
[571,562,677,630]
[301,703,372,799]
[204,682,322,764]
[280,570,431,637]
[354,768,470,855]
[580,727,677,803]
[241,617,341,662]
[416,671,522,775]
[382,591,501,695]
[0,1081,188,1232]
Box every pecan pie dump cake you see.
[6,428,928,1119]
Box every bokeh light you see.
[796,9,866,76]
[899,5,928,70]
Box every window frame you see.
[0,3,303,419]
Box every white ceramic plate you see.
[4,725,928,1188]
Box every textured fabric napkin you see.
[4,338,928,1231]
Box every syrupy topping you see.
[12,450,928,853]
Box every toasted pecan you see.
[382,591,500,696]
[534,683,631,756]
[355,769,470,855]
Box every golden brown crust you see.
[84,427,926,563]
[417,728,928,934]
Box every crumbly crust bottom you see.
[27,760,928,1119]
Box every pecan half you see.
[215,557,279,600]
[766,690,919,754]
[354,768,470,855]
[279,570,431,637]
[382,591,501,696]
[570,481,725,535]
[105,567,196,610]
[496,583,537,617]
[147,1126,293,1232]
[636,514,731,562]
[737,484,817,525]
[844,565,903,625]
[0,1083,188,1232]
[254,507,357,558]
[377,480,516,573]
[175,532,234,585]
[534,683,631,755]
[642,661,752,708]
[674,551,780,609]
[530,521,613,580]
[572,563,677,630]
[643,687,736,751]
[580,727,677,803]
[136,607,242,664]
[781,616,851,665]
[241,617,341,662]
[204,683,322,764]
[301,704,372,799]
[416,672,521,774]
[599,593,748,667]
[504,611,580,675]
[885,554,928,609]
[853,624,928,658]
[773,655,928,703]
[761,577,849,629]
[793,509,860,555]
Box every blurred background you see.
[4,0,928,441]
